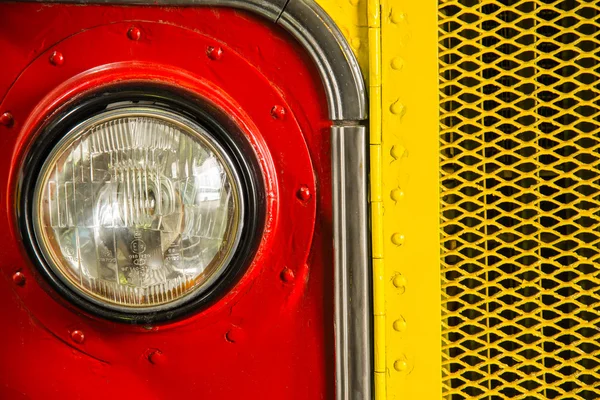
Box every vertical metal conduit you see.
[332,125,371,400]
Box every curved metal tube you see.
[278,0,366,120]
[16,0,371,398]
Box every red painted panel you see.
[0,5,333,399]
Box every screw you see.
[297,186,311,202]
[49,51,64,66]
[280,267,295,283]
[206,46,223,61]
[0,112,14,127]
[147,350,166,365]
[270,105,286,120]
[127,26,142,41]
[70,330,85,344]
[12,272,25,286]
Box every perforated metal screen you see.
[439,0,600,398]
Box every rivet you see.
[390,188,404,202]
[391,233,405,246]
[394,358,408,372]
[127,26,142,41]
[280,267,295,283]
[390,100,406,117]
[390,145,406,160]
[270,105,286,120]
[207,46,223,61]
[393,274,407,292]
[70,330,85,344]
[297,186,311,202]
[393,317,407,332]
[49,51,64,66]
[351,37,361,49]
[0,112,14,127]
[12,272,26,286]
[148,350,166,365]
[390,9,406,24]
[391,57,404,70]
[349,0,360,6]
[225,326,244,343]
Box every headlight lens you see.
[32,107,243,312]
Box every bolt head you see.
[390,188,404,202]
[49,51,64,66]
[206,46,223,61]
[12,272,26,286]
[393,317,407,332]
[0,112,14,127]
[394,359,408,372]
[148,350,166,365]
[392,274,407,292]
[390,145,405,160]
[391,233,404,246]
[70,330,85,344]
[127,26,142,41]
[390,100,406,117]
[270,105,286,120]
[280,267,295,283]
[297,186,311,202]
[391,57,404,71]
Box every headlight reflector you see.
[32,107,243,312]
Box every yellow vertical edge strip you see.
[368,0,385,398]
[382,0,441,399]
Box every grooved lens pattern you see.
[439,0,600,398]
[34,108,242,310]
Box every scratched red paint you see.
[0,4,333,399]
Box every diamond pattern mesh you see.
[439,0,600,398]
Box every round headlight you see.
[31,106,244,313]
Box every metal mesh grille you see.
[439,0,600,398]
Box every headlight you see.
[30,106,244,313]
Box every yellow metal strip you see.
[381,0,441,398]
[367,0,384,398]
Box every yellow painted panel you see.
[381,0,441,398]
